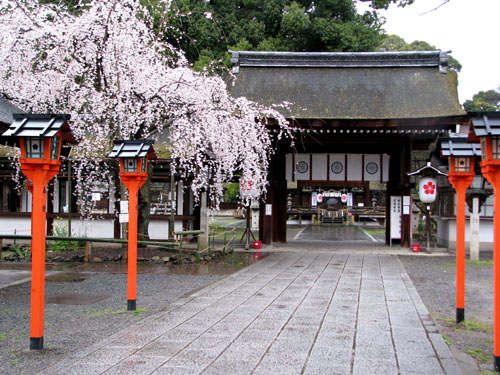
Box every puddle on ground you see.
[47,293,111,305]
[46,272,87,283]
[0,252,267,275]
[23,252,267,275]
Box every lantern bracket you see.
[407,162,448,178]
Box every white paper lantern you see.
[419,177,437,203]
[341,193,348,203]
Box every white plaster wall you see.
[54,218,114,238]
[148,220,183,240]
[0,217,183,240]
[0,217,32,235]
[436,217,494,251]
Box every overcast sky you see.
[360,0,500,103]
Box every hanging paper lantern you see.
[419,177,437,203]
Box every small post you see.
[178,236,182,264]
[0,238,2,261]
[197,233,201,255]
[470,196,480,261]
[178,234,183,254]
[223,230,227,254]
[84,241,92,262]
[425,206,431,252]
[68,159,72,238]
[169,172,175,240]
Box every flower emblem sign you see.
[423,181,435,195]
[418,177,437,203]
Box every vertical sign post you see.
[390,196,402,247]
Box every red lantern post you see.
[469,112,500,370]
[109,140,156,310]
[2,114,73,349]
[441,137,479,323]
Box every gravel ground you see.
[400,253,495,374]
[2,251,496,375]
[0,267,227,375]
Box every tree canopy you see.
[463,89,500,112]
[0,0,291,212]
[162,0,393,70]
[376,34,462,72]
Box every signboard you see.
[390,196,402,240]
[265,204,272,216]
[311,192,318,208]
[91,193,101,201]
[119,213,129,223]
[120,200,128,214]
[347,193,353,207]
[403,196,411,215]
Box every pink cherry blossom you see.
[0,0,292,215]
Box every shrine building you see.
[229,51,467,247]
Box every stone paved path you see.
[38,253,462,375]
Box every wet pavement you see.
[0,252,259,280]
[37,252,462,375]
[292,224,385,243]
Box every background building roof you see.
[0,97,23,125]
[229,51,465,122]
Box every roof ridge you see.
[230,50,449,74]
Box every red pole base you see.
[495,356,500,372]
[127,299,136,311]
[456,308,464,324]
[30,337,43,350]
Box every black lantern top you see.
[3,113,73,141]
[109,140,156,159]
[109,140,156,174]
[440,136,481,158]
[468,112,500,139]
[468,112,500,162]
[1,113,73,161]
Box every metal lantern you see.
[1,113,73,351]
[468,112,500,369]
[3,114,72,163]
[109,140,155,175]
[123,158,138,173]
[451,157,472,173]
[24,137,45,159]
[469,112,500,163]
[440,136,481,174]
[108,139,156,312]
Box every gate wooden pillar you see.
[260,140,287,245]
[385,137,412,247]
